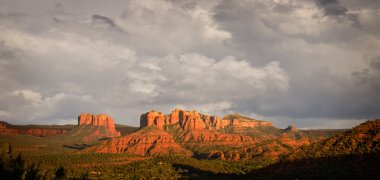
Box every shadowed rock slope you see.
[285,119,380,160]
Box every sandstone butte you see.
[140,108,273,131]
[78,113,121,137]
[0,121,69,137]
[89,108,311,160]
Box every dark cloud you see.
[314,0,360,27]
[92,14,116,27]
[370,56,380,70]
[91,14,127,33]
[351,57,380,94]
[315,0,348,16]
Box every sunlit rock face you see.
[78,113,121,137]
[0,121,69,137]
[139,109,273,131]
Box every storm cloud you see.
[0,0,379,128]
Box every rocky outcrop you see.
[78,113,121,137]
[0,122,18,135]
[140,110,166,130]
[139,109,273,131]
[90,126,191,156]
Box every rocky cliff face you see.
[78,113,121,137]
[139,109,273,131]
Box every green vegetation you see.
[285,120,380,160]
[0,141,274,179]
[0,143,43,180]
[244,120,380,179]
[24,153,272,179]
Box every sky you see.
[0,0,379,129]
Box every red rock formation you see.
[0,121,70,137]
[90,126,191,156]
[25,129,69,136]
[139,109,273,132]
[170,108,181,124]
[140,110,166,130]
[87,109,313,161]
[0,122,18,135]
[181,110,206,131]
[78,113,121,137]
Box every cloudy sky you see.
[0,0,379,129]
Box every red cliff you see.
[0,121,70,137]
[139,109,273,131]
[78,113,121,137]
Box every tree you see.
[55,165,66,179]
[24,163,41,180]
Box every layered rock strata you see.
[0,121,70,137]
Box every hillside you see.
[0,121,74,137]
[248,119,380,179]
[286,119,380,160]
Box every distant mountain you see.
[0,121,73,137]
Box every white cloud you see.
[2,90,102,124]
[0,28,137,71]
[0,0,379,128]
[116,0,231,55]
[12,89,42,104]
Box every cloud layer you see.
[0,0,379,128]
